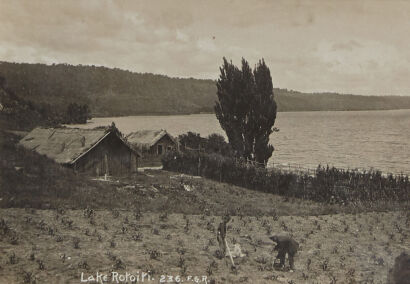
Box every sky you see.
[0,0,410,96]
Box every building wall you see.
[72,133,138,176]
[148,135,177,155]
[139,135,177,167]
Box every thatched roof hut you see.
[19,127,139,175]
[126,129,178,155]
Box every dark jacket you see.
[270,235,299,255]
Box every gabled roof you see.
[126,129,177,151]
[19,127,138,164]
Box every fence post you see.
[220,161,222,182]
[197,144,201,176]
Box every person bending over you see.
[270,235,299,270]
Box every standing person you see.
[217,215,231,256]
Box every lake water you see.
[70,109,410,175]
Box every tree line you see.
[1,61,409,118]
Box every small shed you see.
[126,129,178,166]
[19,127,139,176]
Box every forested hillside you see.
[0,76,61,130]
[274,89,410,111]
[1,61,409,117]
[0,62,215,116]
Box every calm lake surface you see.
[71,109,410,174]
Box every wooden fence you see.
[182,146,409,178]
[268,162,410,178]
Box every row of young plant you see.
[162,150,410,205]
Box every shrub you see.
[162,150,410,205]
[22,271,36,284]
[73,237,80,249]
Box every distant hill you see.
[274,89,410,112]
[1,61,410,117]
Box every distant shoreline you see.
[91,108,410,118]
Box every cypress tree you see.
[215,57,277,166]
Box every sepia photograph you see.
[0,0,409,283]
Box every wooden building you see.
[126,129,178,166]
[19,127,139,176]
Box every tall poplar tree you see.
[215,57,277,166]
[252,59,277,165]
